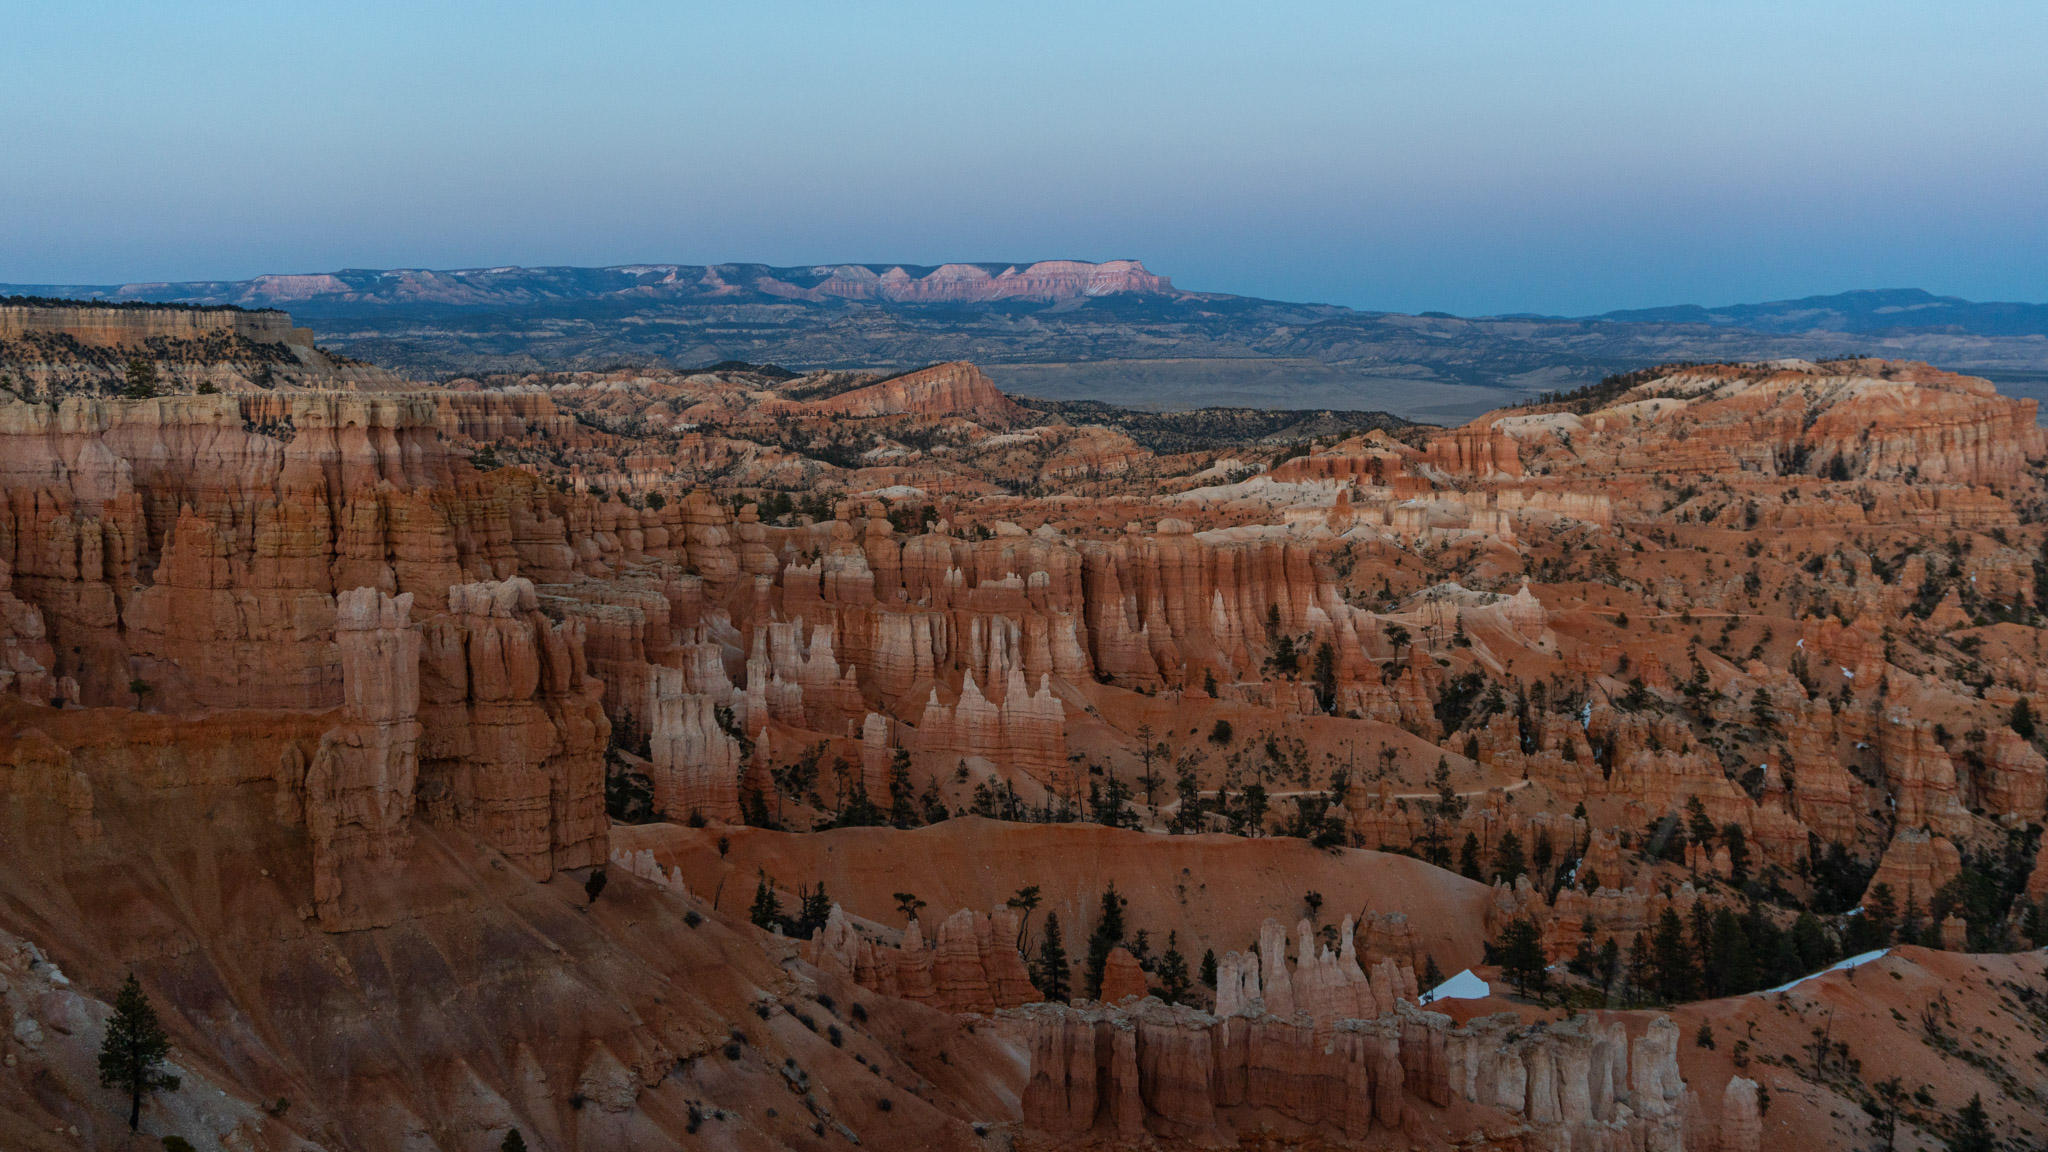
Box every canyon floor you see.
[0,303,2045,1150]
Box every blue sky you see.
[4,1,2045,314]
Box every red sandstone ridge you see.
[808,360,1027,424]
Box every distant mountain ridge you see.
[14,267,2048,339]
[1586,287,2048,339]
[3,259,1182,315]
[7,264,2048,423]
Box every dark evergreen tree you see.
[120,358,159,399]
[1706,907,1757,996]
[823,781,888,828]
[98,974,180,1130]
[1458,833,1483,880]
[1846,882,1898,953]
[1171,759,1206,834]
[1595,937,1620,992]
[1492,830,1526,883]
[1155,932,1193,1005]
[2012,697,2036,741]
[1684,796,1717,849]
[1034,912,1071,1002]
[1082,883,1128,1000]
[888,748,920,827]
[792,882,832,938]
[1720,822,1750,884]
[1900,889,1930,948]
[749,874,782,929]
[1867,1076,1903,1152]
[1200,947,1218,988]
[1010,885,1042,950]
[1949,1094,1993,1152]
[1650,908,1698,1002]
[1624,931,1651,1006]
[1311,641,1338,713]
[919,777,950,824]
[502,1129,529,1152]
[584,869,607,905]
[1495,917,1549,999]
[1791,911,1836,971]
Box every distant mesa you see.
[0,296,400,396]
[6,258,1180,313]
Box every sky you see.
[4,1,2046,316]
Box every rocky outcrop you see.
[1979,727,2048,820]
[805,902,1037,1013]
[1099,946,1147,1005]
[1016,996,1692,1148]
[414,578,609,881]
[0,557,65,703]
[1423,427,1523,479]
[1716,1076,1761,1152]
[307,587,423,928]
[1863,828,1962,910]
[643,666,742,823]
[809,361,1026,425]
[0,302,398,396]
[914,670,1069,792]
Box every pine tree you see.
[888,748,919,828]
[1311,641,1338,713]
[1010,885,1042,950]
[1082,883,1128,1000]
[1705,907,1758,996]
[793,882,831,938]
[2012,697,2037,741]
[1458,833,1483,880]
[1199,948,1218,988]
[1867,1076,1903,1152]
[502,1129,529,1152]
[1034,912,1071,1002]
[584,869,607,904]
[1949,1093,1993,1152]
[1900,889,1928,948]
[919,776,950,824]
[1492,829,1526,883]
[749,874,783,929]
[1847,882,1897,953]
[1651,908,1698,1002]
[1720,822,1750,884]
[1155,932,1193,1005]
[120,358,158,399]
[1624,931,1651,1006]
[1494,917,1548,999]
[1684,796,1717,848]
[1749,686,1777,730]
[98,973,180,1130]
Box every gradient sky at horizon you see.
[5,1,2046,315]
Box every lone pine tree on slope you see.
[99,973,181,1130]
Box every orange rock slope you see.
[1,342,2046,1150]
